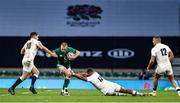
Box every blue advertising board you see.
[0,78,178,90]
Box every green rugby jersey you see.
[54,47,76,68]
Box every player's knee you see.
[35,69,39,75]
[65,73,71,79]
[154,74,160,80]
[36,70,40,75]
[168,75,175,81]
[154,76,158,80]
[67,72,72,76]
[64,70,71,77]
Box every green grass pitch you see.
[0,89,179,102]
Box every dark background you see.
[0,37,179,69]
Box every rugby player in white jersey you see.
[72,69,146,96]
[8,32,57,95]
[147,35,180,96]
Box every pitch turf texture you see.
[0,89,179,102]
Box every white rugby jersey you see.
[87,72,113,92]
[151,43,172,67]
[22,38,41,61]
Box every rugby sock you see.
[63,79,70,90]
[175,87,180,93]
[11,78,23,89]
[153,88,157,92]
[115,92,127,96]
[31,75,37,87]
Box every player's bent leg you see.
[8,72,30,95]
[167,75,180,96]
[61,75,70,96]
[113,83,145,96]
[58,66,71,96]
[153,73,161,90]
[29,67,39,94]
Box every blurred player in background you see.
[53,42,80,96]
[8,32,57,95]
[72,68,146,96]
[147,35,180,96]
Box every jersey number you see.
[98,76,103,82]
[160,48,167,56]
[26,42,31,49]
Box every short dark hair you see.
[61,42,68,47]
[30,32,38,37]
[153,35,161,41]
[87,68,94,74]
[153,35,161,39]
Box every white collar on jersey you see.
[30,38,37,41]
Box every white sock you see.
[33,74,38,78]
[153,90,157,93]
[115,92,127,96]
[176,87,180,94]
[175,87,180,90]
[132,90,137,95]
[20,77,25,81]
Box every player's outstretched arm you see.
[73,73,87,81]
[37,43,57,58]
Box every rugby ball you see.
[67,52,74,59]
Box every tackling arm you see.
[37,43,57,58]
[73,73,88,81]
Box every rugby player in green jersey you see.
[53,42,80,96]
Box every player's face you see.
[152,38,156,46]
[61,45,67,52]
[34,35,39,40]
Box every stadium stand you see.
[1,67,179,79]
[172,58,180,77]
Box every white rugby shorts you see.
[155,64,173,75]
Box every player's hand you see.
[51,52,57,58]
[64,56,69,61]
[68,55,76,61]
[70,70,75,76]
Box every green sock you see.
[63,79,70,90]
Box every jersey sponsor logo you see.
[59,55,63,57]
[107,48,135,59]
